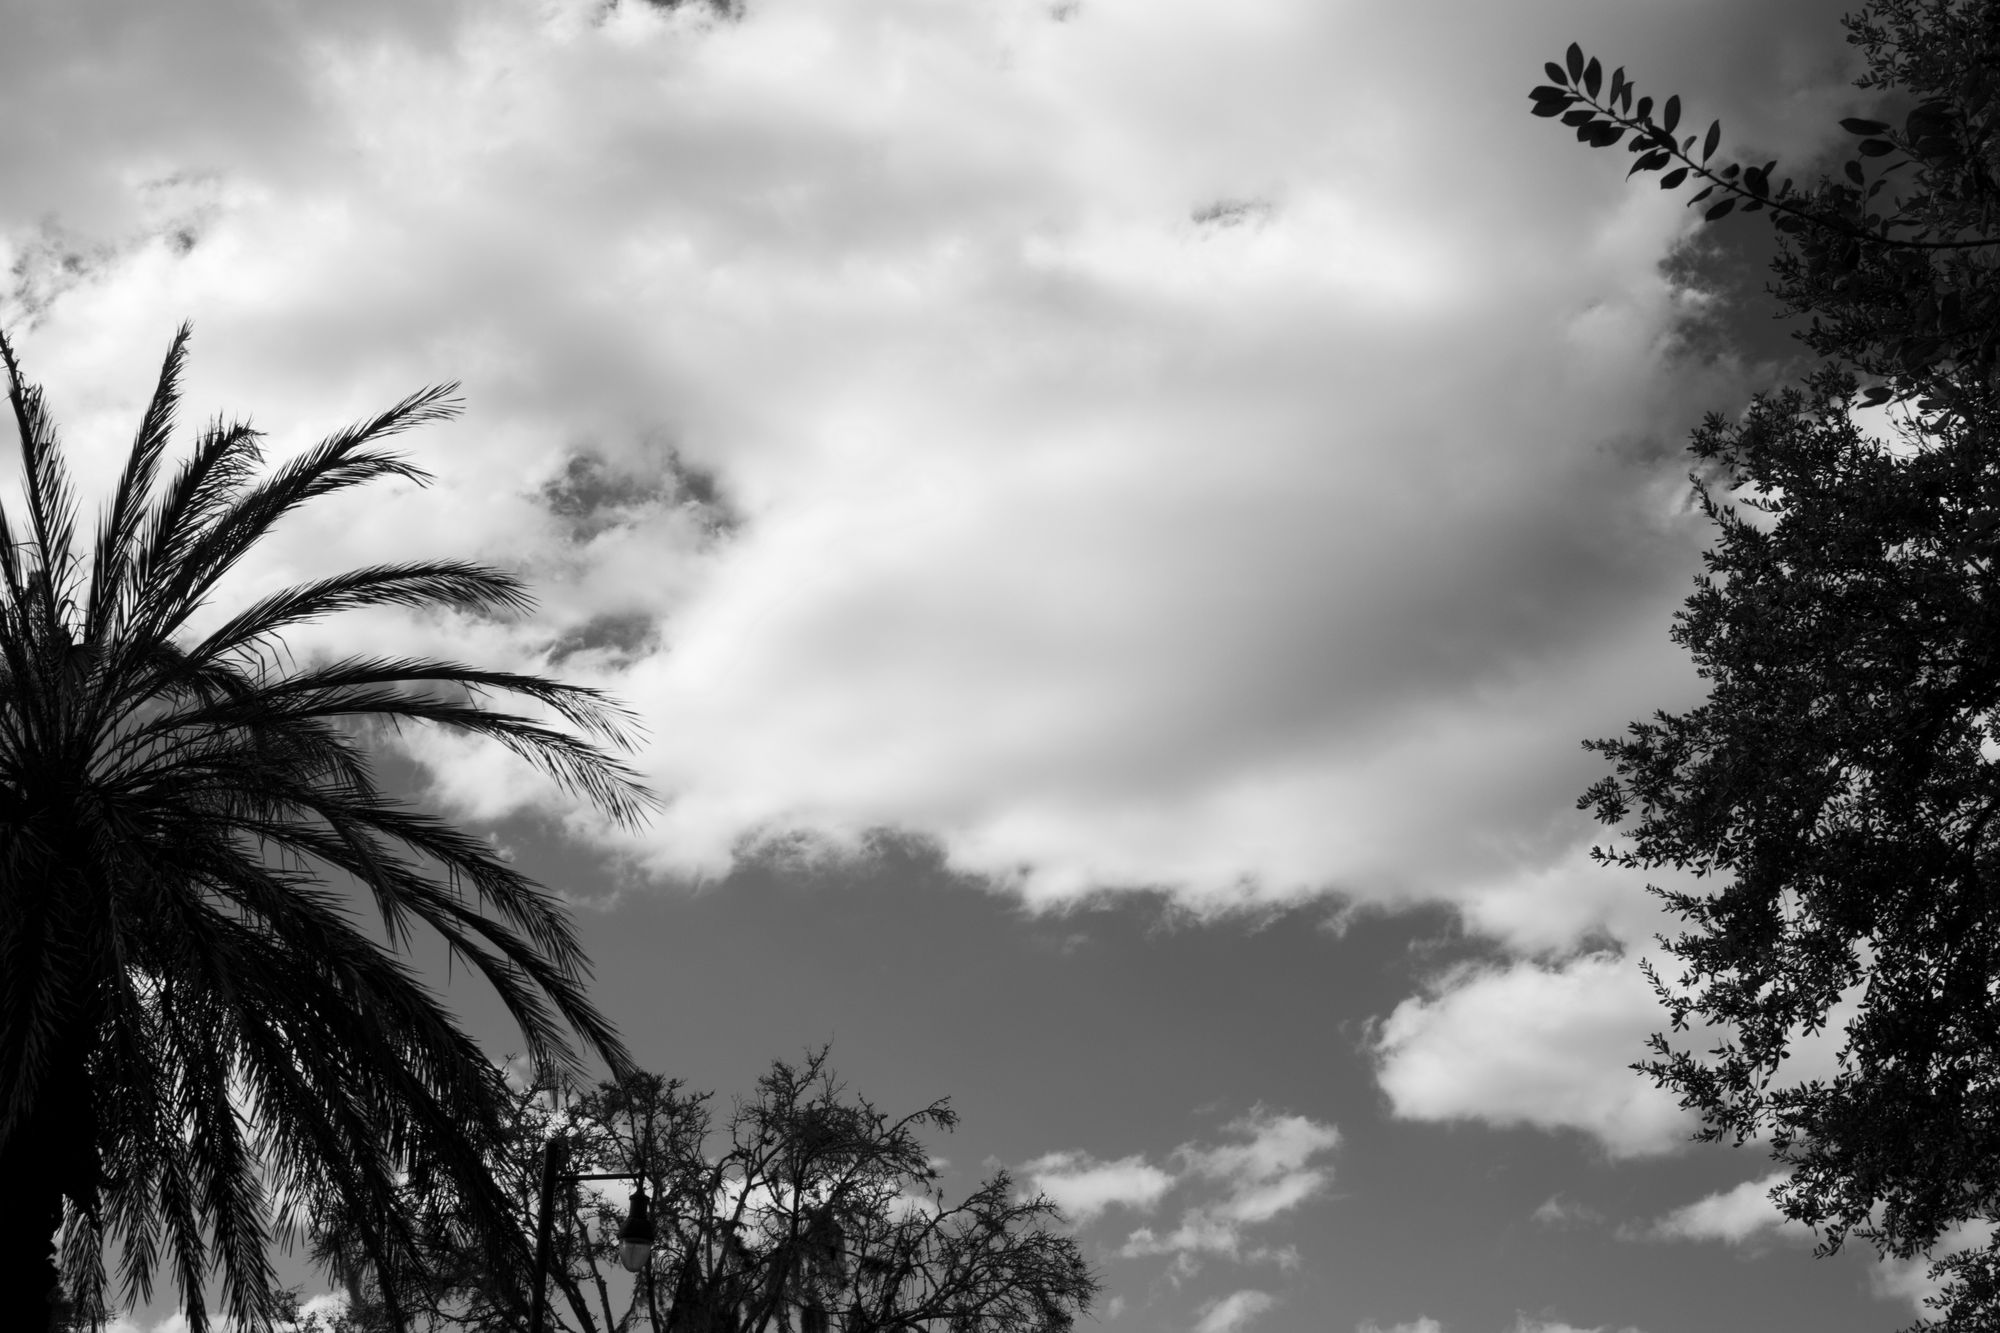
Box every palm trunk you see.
[0,1030,99,1331]
[0,1072,92,1320]
[0,1155,65,1331]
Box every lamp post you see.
[528,1136,657,1333]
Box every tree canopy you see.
[1537,3,2000,1329]
[305,1049,1100,1333]
[0,324,653,1331]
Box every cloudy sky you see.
[0,0,1943,1329]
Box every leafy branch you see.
[1529,41,1998,251]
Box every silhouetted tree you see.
[0,324,651,1331]
[1536,4,2000,1328]
[331,1049,1099,1333]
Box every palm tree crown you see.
[0,324,651,1330]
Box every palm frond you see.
[260,654,647,745]
[0,328,80,613]
[86,325,189,646]
[130,416,264,596]
[187,561,535,669]
[140,385,457,645]
[0,328,649,1329]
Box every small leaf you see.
[1609,66,1625,104]
[1744,168,1767,197]
[1636,96,1653,122]
[1858,138,1896,157]
[1704,198,1735,221]
[1530,85,1570,102]
[1778,177,1792,196]
[1584,57,1602,98]
[1628,150,1672,178]
[1567,42,1585,83]
[1663,95,1680,134]
[1719,163,1740,180]
[1618,82,1633,115]
[1546,61,1570,86]
[1702,120,1720,162]
[1742,199,1764,213]
[1562,109,1595,127]
[1844,160,1865,185]
[1532,99,1568,118]
[1840,117,1891,135]
[1688,184,1715,204]
[1660,166,1689,189]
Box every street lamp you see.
[616,1178,656,1273]
[528,1136,657,1333]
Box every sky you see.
[0,0,1949,1330]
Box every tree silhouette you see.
[1539,3,2000,1327]
[321,1049,1100,1333]
[0,324,652,1331]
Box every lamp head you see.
[618,1182,656,1274]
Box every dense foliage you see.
[1537,3,2000,1328]
[0,325,650,1331]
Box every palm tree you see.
[0,324,652,1331]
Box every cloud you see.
[1510,1319,1648,1333]
[1177,1111,1340,1225]
[0,0,1868,936]
[1372,952,1694,1158]
[1021,1150,1175,1223]
[1116,1109,1338,1267]
[1359,1319,1443,1333]
[1532,1195,1603,1229]
[1028,1107,1337,1272]
[104,1292,350,1333]
[1642,1173,1801,1245]
[1194,1289,1276,1333]
[1869,1223,1998,1316]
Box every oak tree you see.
[1538,4,2000,1328]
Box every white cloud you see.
[1644,1173,1800,1245]
[1867,1221,1998,1316]
[1372,952,1694,1158]
[1359,1319,1443,1333]
[103,1293,350,1333]
[1117,1108,1337,1266]
[1511,1319,1647,1333]
[1021,1150,1174,1223]
[1532,1195,1603,1229]
[1194,1289,1276,1333]
[1029,1107,1337,1272]
[0,0,1860,937]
